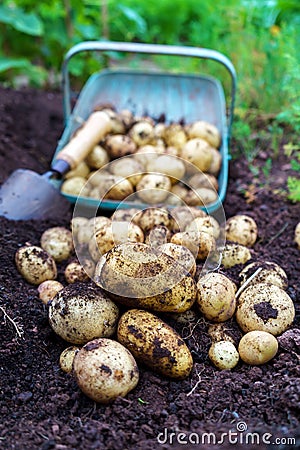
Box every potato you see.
[134,145,162,166]
[185,216,220,239]
[159,242,196,276]
[188,172,219,191]
[186,120,221,148]
[64,261,91,284]
[221,243,252,268]
[119,109,134,129]
[15,245,57,285]
[61,177,90,197]
[170,206,207,233]
[167,309,198,325]
[170,184,189,203]
[146,155,186,184]
[95,242,197,313]
[197,273,236,322]
[171,230,216,260]
[154,123,166,139]
[102,175,134,200]
[85,145,109,169]
[41,227,74,262]
[64,161,90,180]
[295,222,300,249]
[111,208,141,223]
[225,214,258,247]
[239,261,288,290]
[238,331,278,365]
[208,341,239,370]
[59,346,79,373]
[144,226,171,247]
[73,338,139,403]
[181,138,213,172]
[110,157,144,186]
[185,187,218,206]
[236,282,295,335]
[129,121,154,146]
[207,148,222,176]
[164,124,187,149]
[48,283,119,344]
[38,280,64,304]
[87,169,111,188]
[100,108,126,134]
[105,134,136,159]
[117,309,193,379]
[70,217,89,238]
[208,323,236,344]
[135,207,171,232]
[136,174,171,204]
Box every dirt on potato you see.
[0,86,299,450]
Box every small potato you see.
[105,134,136,159]
[59,346,79,373]
[186,120,221,148]
[185,187,218,206]
[185,216,220,239]
[295,222,300,249]
[238,331,278,365]
[197,273,236,322]
[41,227,74,262]
[221,243,252,268]
[171,230,216,260]
[61,176,90,197]
[164,124,187,149]
[181,138,213,172]
[208,341,239,370]
[95,242,197,313]
[129,121,154,146]
[48,283,119,344]
[207,148,222,176]
[159,242,196,276]
[117,309,193,379]
[208,323,236,344]
[188,172,219,191]
[85,145,109,169]
[110,157,144,186]
[239,261,288,290]
[136,174,171,204]
[225,214,258,247]
[38,280,64,304]
[15,245,57,285]
[119,109,134,129]
[146,155,186,184]
[135,207,171,233]
[64,161,90,180]
[64,261,91,284]
[236,283,295,336]
[73,338,139,403]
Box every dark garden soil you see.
[0,86,299,450]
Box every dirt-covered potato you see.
[105,134,136,159]
[188,172,219,191]
[85,145,109,169]
[15,245,57,285]
[225,214,258,247]
[117,309,193,379]
[73,338,139,403]
[64,161,90,180]
[111,208,141,223]
[295,222,300,249]
[41,227,74,262]
[136,174,171,204]
[59,346,79,373]
[185,216,220,239]
[221,243,252,268]
[167,309,198,325]
[146,155,186,184]
[170,206,207,233]
[197,273,236,322]
[110,157,144,186]
[64,261,91,284]
[208,323,236,344]
[239,261,288,290]
[208,341,239,370]
[129,121,154,146]
[144,226,171,247]
[186,121,221,148]
[238,331,278,365]
[159,242,196,276]
[171,230,216,260]
[164,124,187,149]
[95,242,197,313]
[61,177,90,197]
[48,283,119,344]
[181,138,213,172]
[101,175,134,200]
[135,207,171,232]
[37,280,64,304]
[236,282,295,336]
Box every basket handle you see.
[62,41,237,135]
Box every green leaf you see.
[117,4,147,34]
[291,159,300,172]
[0,5,43,36]
[0,57,30,73]
[287,176,300,202]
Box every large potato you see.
[15,245,57,285]
[197,273,236,322]
[236,282,295,336]
[117,309,193,379]
[95,242,197,313]
[73,338,139,403]
[225,214,258,247]
[48,283,119,344]
[239,261,288,290]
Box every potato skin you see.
[15,245,57,285]
[117,309,193,379]
[238,331,278,365]
[225,215,258,247]
[95,243,197,313]
[73,338,139,403]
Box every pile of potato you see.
[14,208,297,404]
[60,107,222,207]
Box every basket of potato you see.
[51,41,236,214]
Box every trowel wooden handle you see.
[54,111,112,172]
